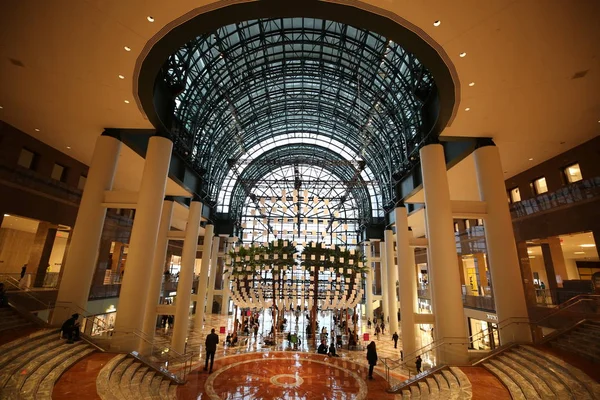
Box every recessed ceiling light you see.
[124,46,131,52]
[147,16,155,22]
[3,214,9,217]
[528,158,534,161]
[580,244,596,248]
[433,20,441,27]
[34,128,40,132]
[459,52,467,58]
[66,146,71,149]
[124,100,130,104]
[468,82,475,87]
[574,251,585,255]
[0,105,3,109]
[464,107,470,111]
[118,75,125,79]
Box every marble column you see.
[364,241,374,321]
[194,223,215,330]
[221,237,235,315]
[380,243,389,323]
[205,236,221,315]
[420,143,468,364]
[27,222,57,287]
[142,199,174,343]
[385,229,399,334]
[395,206,418,359]
[474,144,531,343]
[54,133,121,322]
[114,135,172,345]
[171,200,202,353]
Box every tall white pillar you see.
[171,200,202,353]
[364,241,374,321]
[385,229,399,334]
[142,199,174,343]
[420,143,468,364]
[115,136,172,341]
[380,243,389,323]
[205,236,221,315]
[474,145,531,343]
[395,207,418,358]
[221,237,235,315]
[194,223,215,330]
[55,134,121,321]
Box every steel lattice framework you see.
[163,17,436,227]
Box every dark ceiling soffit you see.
[394,136,491,203]
[108,128,211,214]
[137,1,456,136]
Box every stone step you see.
[432,371,450,398]
[36,346,96,400]
[417,381,429,399]
[123,361,146,399]
[167,384,177,400]
[111,356,136,400]
[159,380,170,399]
[0,320,34,332]
[483,362,525,399]
[150,375,163,399]
[521,345,600,399]
[449,367,472,399]
[488,358,541,399]
[551,341,600,363]
[5,341,77,393]
[96,354,128,400]
[425,377,439,400]
[0,330,58,370]
[140,370,157,399]
[20,343,93,400]
[503,350,573,399]
[130,365,150,398]
[497,354,554,399]
[0,338,65,388]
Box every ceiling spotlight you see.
[459,52,467,58]
[464,107,470,111]
[3,214,9,217]
[528,158,534,161]
[0,105,3,109]
[124,46,131,52]
[66,146,71,149]
[433,20,441,27]
[34,128,40,132]
[124,100,130,104]
[147,16,155,22]
[580,244,596,248]
[574,251,585,255]
[468,82,475,87]
[118,75,125,79]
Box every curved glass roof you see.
[164,17,436,223]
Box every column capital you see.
[101,128,122,140]
[474,137,496,149]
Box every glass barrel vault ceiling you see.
[163,17,436,230]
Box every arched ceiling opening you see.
[138,2,458,231]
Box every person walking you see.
[380,321,385,334]
[366,341,378,380]
[204,328,219,373]
[392,332,399,349]
[367,318,372,329]
[375,325,380,340]
[415,355,423,374]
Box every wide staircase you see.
[548,320,600,363]
[0,306,35,333]
[96,353,178,400]
[0,328,95,399]
[479,345,600,399]
[398,366,472,399]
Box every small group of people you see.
[225,331,239,346]
[317,339,339,357]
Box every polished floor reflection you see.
[179,351,398,400]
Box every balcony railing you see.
[462,294,495,312]
[0,163,82,204]
[510,176,600,219]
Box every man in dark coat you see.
[204,328,219,373]
[392,332,399,348]
[61,313,80,343]
[366,341,378,379]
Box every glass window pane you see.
[533,177,548,194]
[510,187,521,203]
[51,164,65,181]
[17,148,35,169]
[564,163,582,183]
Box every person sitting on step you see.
[61,313,81,343]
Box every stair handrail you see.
[0,273,54,312]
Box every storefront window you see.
[533,177,548,194]
[564,163,583,183]
[468,318,499,350]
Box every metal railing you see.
[1,276,194,383]
[381,294,600,391]
[510,176,600,219]
[462,294,495,311]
